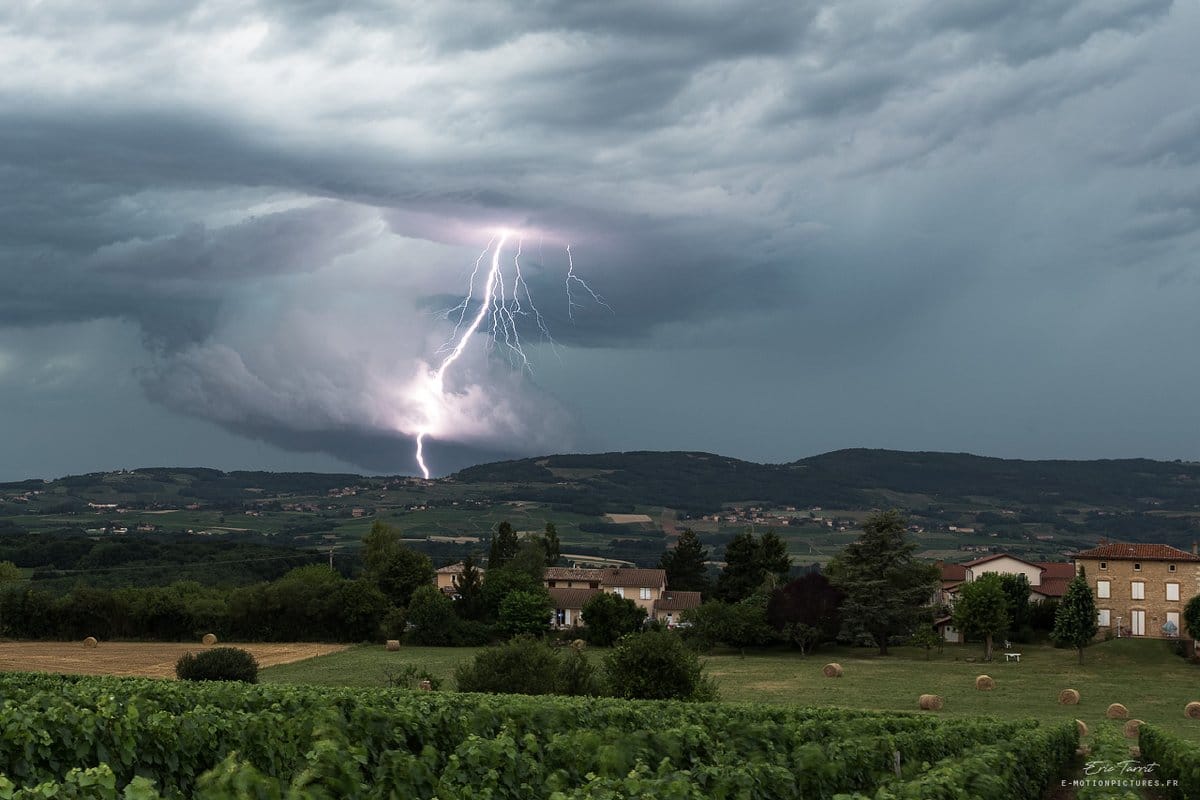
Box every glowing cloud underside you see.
[411,231,608,479]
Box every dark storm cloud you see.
[2,0,1199,475]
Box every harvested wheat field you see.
[0,641,348,678]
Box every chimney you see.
[1192,541,1198,556]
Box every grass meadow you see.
[261,636,1200,739]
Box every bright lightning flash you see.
[411,231,608,479]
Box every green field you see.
[262,637,1200,739]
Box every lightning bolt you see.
[412,230,606,479]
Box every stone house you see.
[1074,542,1200,639]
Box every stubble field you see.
[0,641,348,678]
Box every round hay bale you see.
[1076,719,1089,738]
[918,694,944,711]
[1106,703,1129,719]
[82,636,98,648]
[823,662,844,678]
[201,633,218,645]
[1123,719,1144,738]
[571,639,586,651]
[1059,689,1081,705]
[975,675,995,691]
[1185,701,1200,719]
[385,639,400,652]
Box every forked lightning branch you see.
[411,231,609,478]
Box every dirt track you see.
[0,641,347,678]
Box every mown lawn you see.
[261,637,1200,739]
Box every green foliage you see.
[362,522,433,608]
[1184,594,1200,642]
[540,522,561,567]
[176,647,260,683]
[953,573,1010,660]
[825,510,939,655]
[1053,571,1099,664]
[604,629,719,701]
[680,597,780,655]
[406,585,459,646]
[557,647,604,697]
[481,564,543,620]
[453,635,563,695]
[497,589,553,637]
[0,671,1077,799]
[908,624,941,659]
[452,556,486,621]
[382,663,443,691]
[659,529,710,594]
[579,592,646,647]
[1138,724,1200,800]
[1078,723,1143,800]
[715,530,790,603]
[998,573,1032,639]
[487,520,519,568]
[0,560,21,584]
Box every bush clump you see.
[175,647,259,683]
[605,630,718,702]
[454,635,602,696]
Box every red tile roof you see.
[603,568,666,588]
[549,587,601,609]
[1075,543,1200,562]
[655,591,702,612]
[545,567,605,582]
[1033,577,1071,598]
[1036,562,1077,579]
[940,562,967,582]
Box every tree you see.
[488,521,519,568]
[452,556,486,621]
[953,573,1009,661]
[825,510,939,655]
[908,624,941,660]
[715,529,793,602]
[659,529,710,593]
[407,585,459,645]
[580,592,647,647]
[766,573,844,654]
[998,573,1032,641]
[498,589,553,637]
[604,630,718,701]
[1053,570,1099,665]
[0,561,21,584]
[481,564,543,620]
[1185,594,1200,642]
[757,531,791,585]
[722,595,778,655]
[362,521,433,608]
[540,522,561,567]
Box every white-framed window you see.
[1098,609,1111,627]
[1100,561,1108,570]
[1167,583,1180,602]
[1167,611,1181,636]
[1097,580,1111,599]
[1170,564,1177,572]
[1134,563,1142,571]
[639,587,651,600]
[613,587,624,598]
[1131,581,1145,600]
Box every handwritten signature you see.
[1083,760,1159,776]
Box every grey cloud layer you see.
[2,0,1199,474]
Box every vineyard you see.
[0,672,1096,799]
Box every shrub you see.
[454,635,607,696]
[175,647,259,683]
[383,663,442,691]
[604,630,718,701]
[455,635,563,695]
[406,585,458,646]
[580,592,646,646]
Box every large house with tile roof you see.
[1074,541,1200,640]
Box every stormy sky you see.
[3,0,1199,479]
